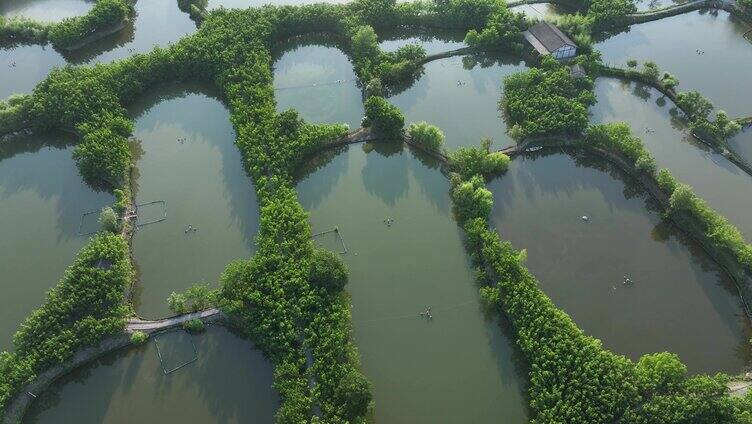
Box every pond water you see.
[127,83,260,318]
[25,325,279,423]
[591,77,752,240]
[0,0,93,22]
[0,0,195,99]
[66,0,196,65]
[728,130,752,167]
[596,10,752,117]
[273,44,363,128]
[297,145,529,424]
[0,132,113,351]
[488,151,749,373]
[385,45,527,150]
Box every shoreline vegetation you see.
[2,0,752,422]
[0,0,133,51]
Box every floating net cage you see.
[77,200,167,236]
[153,330,198,375]
[134,200,167,227]
[312,227,348,254]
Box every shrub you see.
[310,247,349,292]
[99,206,120,233]
[450,138,510,179]
[479,286,501,311]
[363,96,404,139]
[626,59,638,68]
[130,330,148,345]
[450,175,493,224]
[502,56,594,139]
[183,318,206,333]
[168,283,217,314]
[635,352,686,395]
[642,61,660,80]
[584,122,656,174]
[48,0,131,49]
[407,122,445,152]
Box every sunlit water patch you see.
[297,144,529,423]
[25,326,279,423]
[596,11,752,116]
[0,132,112,350]
[273,44,363,128]
[0,0,93,22]
[488,151,750,373]
[128,83,259,318]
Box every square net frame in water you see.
[153,330,198,375]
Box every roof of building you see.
[522,21,576,55]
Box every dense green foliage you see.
[585,122,656,174]
[0,233,132,416]
[407,121,445,153]
[0,0,131,49]
[48,0,130,49]
[0,94,31,135]
[675,91,740,143]
[99,206,120,233]
[449,138,510,179]
[363,96,405,139]
[183,318,206,333]
[502,56,595,139]
[168,283,218,315]
[130,330,149,345]
[309,248,349,293]
[5,0,751,421]
[463,2,525,51]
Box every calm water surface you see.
[25,326,279,423]
[128,83,259,318]
[273,45,363,128]
[0,0,93,22]
[596,11,752,116]
[297,145,529,424]
[489,151,749,373]
[388,50,527,150]
[1,0,195,98]
[591,78,752,240]
[0,132,112,351]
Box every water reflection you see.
[127,82,260,318]
[591,77,752,239]
[0,131,112,350]
[273,43,363,128]
[488,150,750,373]
[297,145,529,423]
[388,50,528,150]
[25,326,279,423]
[65,0,196,64]
[596,11,752,116]
[0,0,94,22]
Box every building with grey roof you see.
[522,22,577,60]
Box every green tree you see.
[310,247,349,292]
